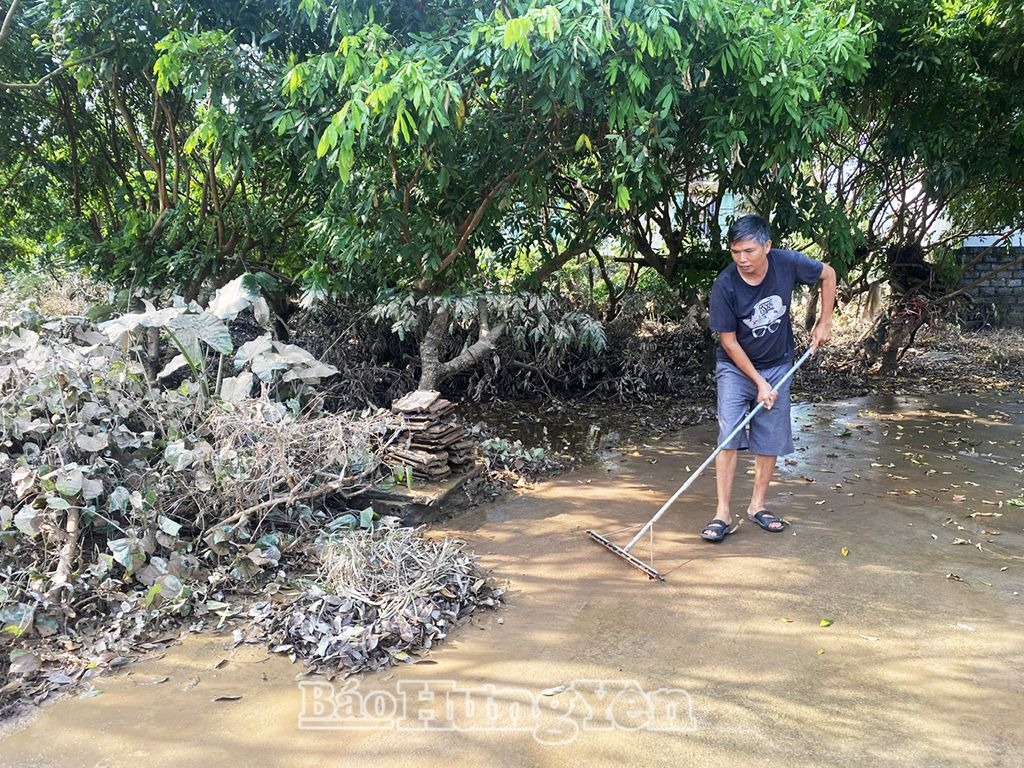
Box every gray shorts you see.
[716,358,794,456]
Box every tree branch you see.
[0,0,19,48]
[110,66,159,172]
[0,149,29,197]
[932,239,1024,307]
[630,214,666,275]
[47,506,80,601]
[436,319,508,381]
[431,148,546,281]
[1,47,114,91]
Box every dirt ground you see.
[2,392,1023,768]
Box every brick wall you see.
[959,245,1024,328]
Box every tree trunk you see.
[417,302,507,391]
[418,308,449,391]
[859,294,918,377]
[878,312,919,377]
[143,326,162,382]
[803,283,820,331]
[878,323,905,377]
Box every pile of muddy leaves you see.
[793,324,1024,401]
[237,523,503,674]
[0,288,495,716]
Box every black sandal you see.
[700,518,736,542]
[748,510,785,532]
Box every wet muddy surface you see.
[2,392,1023,768]
[460,397,715,467]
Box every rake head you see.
[586,530,665,581]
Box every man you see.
[700,214,836,542]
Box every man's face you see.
[729,237,771,276]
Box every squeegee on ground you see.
[586,347,814,581]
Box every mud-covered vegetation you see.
[0,281,396,708]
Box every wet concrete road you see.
[2,393,1023,768]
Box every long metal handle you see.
[622,347,814,553]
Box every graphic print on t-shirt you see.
[710,248,823,367]
[740,295,785,338]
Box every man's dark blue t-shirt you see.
[710,248,824,368]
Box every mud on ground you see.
[2,390,1022,767]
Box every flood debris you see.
[0,300,501,717]
[240,520,503,673]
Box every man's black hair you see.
[727,214,772,246]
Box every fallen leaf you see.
[819,618,834,627]
[817,648,826,655]
[946,573,964,582]
[9,650,40,676]
[779,617,794,623]
[840,547,849,557]
[133,675,169,686]
[212,694,242,702]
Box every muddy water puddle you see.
[459,397,715,466]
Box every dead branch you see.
[47,506,80,601]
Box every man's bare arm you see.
[811,263,837,352]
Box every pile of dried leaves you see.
[0,283,482,716]
[201,400,400,566]
[240,521,503,673]
[793,321,1024,401]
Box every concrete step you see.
[360,461,484,525]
